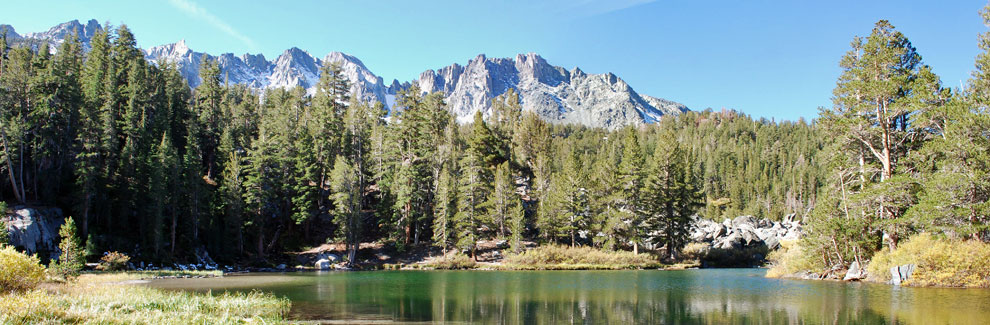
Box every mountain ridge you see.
[1,19,688,128]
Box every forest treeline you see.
[0,24,825,263]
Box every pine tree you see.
[455,151,488,259]
[589,143,624,250]
[434,164,458,254]
[52,217,85,278]
[642,133,703,259]
[819,20,940,250]
[330,156,362,263]
[147,133,177,256]
[904,5,990,241]
[617,127,645,252]
[488,162,517,239]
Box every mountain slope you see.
[4,20,688,128]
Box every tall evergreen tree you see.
[330,156,362,263]
[642,134,703,259]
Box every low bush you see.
[766,240,822,278]
[701,245,769,268]
[504,245,659,270]
[426,253,477,270]
[866,233,990,287]
[96,251,131,271]
[679,242,710,262]
[0,245,46,292]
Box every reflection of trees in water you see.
[216,271,990,323]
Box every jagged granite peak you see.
[8,20,690,128]
[322,51,389,106]
[144,40,208,87]
[2,19,101,53]
[25,19,101,45]
[267,47,321,90]
[412,52,687,128]
[0,24,22,40]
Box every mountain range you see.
[1,19,688,128]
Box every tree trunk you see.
[170,209,178,256]
[0,125,24,203]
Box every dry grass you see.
[0,272,290,324]
[766,240,821,278]
[866,233,990,287]
[503,245,660,270]
[424,253,477,270]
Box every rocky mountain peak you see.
[413,53,686,128]
[7,19,690,128]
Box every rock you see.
[843,261,866,281]
[194,246,216,267]
[739,228,761,246]
[315,259,331,270]
[782,229,801,241]
[890,264,916,286]
[276,264,286,270]
[799,271,820,280]
[731,215,757,228]
[764,236,780,250]
[317,253,340,263]
[715,233,745,250]
[712,224,727,239]
[4,206,64,255]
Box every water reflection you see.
[148,269,990,324]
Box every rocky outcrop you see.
[843,261,867,281]
[689,214,802,267]
[3,206,65,255]
[890,264,916,286]
[403,53,688,128]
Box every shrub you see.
[426,253,477,270]
[766,240,822,278]
[96,251,131,271]
[0,245,46,292]
[0,219,8,246]
[866,233,990,287]
[679,242,710,262]
[702,245,770,268]
[504,245,659,269]
[0,202,8,245]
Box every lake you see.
[148,268,990,324]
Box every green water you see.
[148,269,990,324]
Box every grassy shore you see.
[767,233,990,288]
[500,245,662,270]
[0,272,290,324]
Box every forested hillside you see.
[0,23,825,264]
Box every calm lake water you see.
[148,268,990,324]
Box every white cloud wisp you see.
[167,0,258,50]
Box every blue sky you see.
[2,0,987,121]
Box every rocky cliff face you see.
[3,206,65,256]
[400,53,688,128]
[5,20,689,129]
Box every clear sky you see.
[2,0,987,121]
